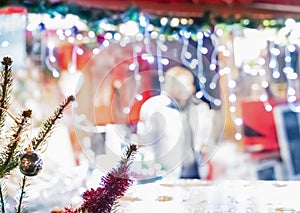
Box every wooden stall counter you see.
[118,179,300,212]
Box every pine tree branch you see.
[0,57,13,137]
[0,110,32,178]
[0,184,5,213]
[16,176,27,213]
[31,95,75,151]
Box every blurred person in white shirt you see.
[137,66,219,180]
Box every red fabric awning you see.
[68,0,300,19]
[68,0,300,6]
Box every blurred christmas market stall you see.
[1,0,300,188]
[1,0,300,212]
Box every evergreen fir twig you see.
[31,95,75,151]
[0,57,75,212]
[0,57,13,137]
[0,110,32,178]
[0,184,5,213]
[16,176,27,213]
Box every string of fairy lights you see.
[1,5,300,142]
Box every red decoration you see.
[65,144,137,213]
[241,100,279,152]
[0,6,27,14]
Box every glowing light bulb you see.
[104,32,113,40]
[287,72,298,80]
[288,88,296,95]
[159,76,164,83]
[272,71,280,79]
[161,58,169,65]
[135,94,143,101]
[184,52,192,59]
[229,94,237,102]
[180,18,188,25]
[76,48,84,55]
[103,40,109,47]
[196,91,203,99]
[288,44,296,52]
[288,95,297,102]
[230,106,236,112]
[120,21,139,36]
[114,33,121,41]
[259,94,268,102]
[214,99,222,106]
[129,63,136,71]
[88,31,96,38]
[209,64,217,71]
[235,118,243,126]
[64,29,72,37]
[209,82,216,89]
[235,133,242,141]
[76,34,83,40]
[170,18,179,27]
[269,60,277,69]
[68,37,75,43]
[56,29,63,36]
[123,107,130,114]
[270,47,280,56]
[49,56,56,63]
[201,47,208,54]
[228,80,236,88]
[265,104,272,112]
[93,48,100,55]
[160,17,168,26]
[200,77,206,84]
[135,74,141,81]
[261,81,269,88]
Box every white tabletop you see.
[117,179,300,213]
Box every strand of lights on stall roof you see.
[93,22,112,55]
[260,69,273,112]
[240,41,267,112]
[269,41,281,79]
[209,29,225,106]
[119,16,145,114]
[142,14,155,65]
[284,43,300,112]
[279,18,300,112]
[132,14,150,103]
[267,40,280,111]
[123,14,150,113]
[180,31,192,68]
[207,32,222,107]
[69,28,78,74]
[218,28,243,141]
[227,73,243,141]
[20,15,101,134]
[155,17,170,90]
[195,30,222,107]
[156,34,165,90]
[127,39,142,113]
[39,23,60,77]
[244,56,272,112]
[45,40,60,78]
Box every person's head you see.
[163,66,195,106]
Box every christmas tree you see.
[0,56,74,212]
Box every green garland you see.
[0,0,289,37]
